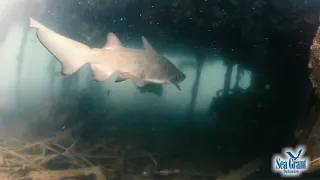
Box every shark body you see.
[28,18,186,90]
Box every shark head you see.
[167,69,186,91]
[138,36,186,91]
[144,61,186,91]
[145,55,186,91]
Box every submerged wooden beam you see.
[217,158,262,180]
[297,25,320,173]
[309,25,320,94]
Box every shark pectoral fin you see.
[171,82,182,91]
[115,73,130,83]
[90,64,113,81]
[132,78,146,87]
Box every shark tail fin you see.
[29,18,41,28]
[29,17,90,75]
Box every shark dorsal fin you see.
[142,36,157,54]
[104,32,121,48]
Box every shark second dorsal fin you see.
[103,32,122,48]
[142,36,157,54]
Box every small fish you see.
[28,18,186,90]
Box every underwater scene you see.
[1,0,320,179]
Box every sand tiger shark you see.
[28,18,186,90]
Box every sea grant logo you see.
[272,145,310,178]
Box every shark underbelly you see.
[144,78,168,84]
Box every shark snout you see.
[172,72,186,84]
[179,73,186,83]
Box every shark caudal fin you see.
[29,17,90,75]
[29,18,42,28]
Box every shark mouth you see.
[170,81,181,91]
[145,79,182,91]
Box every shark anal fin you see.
[90,64,113,81]
[115,73,130,83]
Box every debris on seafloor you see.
[0,130,106,180]
[0,125,225,180]
[217,158,262,180]
[0,127,181,180]
[0,91,233,180]
[0,109,221,180]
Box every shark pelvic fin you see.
[103,32,122,48]
[59,57,87,76]
[91,64,114,81]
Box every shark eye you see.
[175,76,180,82]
